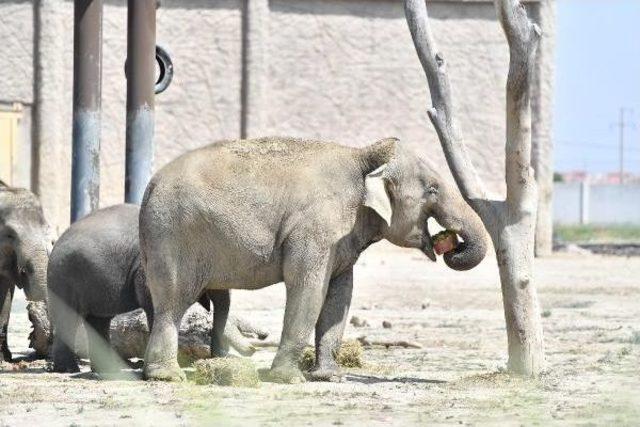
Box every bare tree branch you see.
[496,0,542,211]
[404,0,487,205]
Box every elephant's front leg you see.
[309,268,353,382]
[0,281,15,362]
[268,252,332,384]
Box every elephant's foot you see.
[263,365,306,384]
[1,344,12,362]
[308,363,343,382]
[90,358,121,375]
[144,360,185,382]
[51,357,80,373]
[126,359,145,369]
[210,339,230,358]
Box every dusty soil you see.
[2,242,639,426]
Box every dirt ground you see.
[1,242,639,426]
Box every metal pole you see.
[125,0,156,204]
[579,180,589,225]
[70,0,103,223]
[240,0,268,139]
[619,108,625,185]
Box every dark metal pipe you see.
[71,0,103,222]
[125,0,156,204]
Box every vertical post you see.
[71,0,103,223]
[125,0,156,204]
[240,0,269,139]
[579,180,590,225]
[618,108,625,185]
[33,0,66,231]
[531,0,556,257]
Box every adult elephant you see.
[0,181,54,361]
[140,137,488,383]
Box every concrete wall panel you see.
[268,0,510,195]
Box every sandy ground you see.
[1,241,639,426]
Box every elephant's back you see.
[153,137,355,187]
[47,204,140,315]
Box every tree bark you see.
[492,215,544,374]
[404,0,545,376]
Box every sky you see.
[554,0,640,175]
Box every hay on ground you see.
[298,340,364,370]
[192,358,260,387]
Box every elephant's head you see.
[360,138,487,271]
[0,184,54,301]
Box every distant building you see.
[557,171,640,184]
[560,170,589,183]
[0,0,555,232]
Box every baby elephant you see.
[48,204,232,373]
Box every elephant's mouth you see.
[420,218,461,262]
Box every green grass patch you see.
[554,224,640,243]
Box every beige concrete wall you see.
[4,0,243,232]
[267,0,510,197]
[0,0,553,233]
[0,1,34,105]
[98,0,243,215]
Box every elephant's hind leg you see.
[49,293,81,373]
[143,262,198,382]
[85,315,120,373]
[208,289,230,358]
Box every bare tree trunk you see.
[493,218,544,374]
[404,0,545,376]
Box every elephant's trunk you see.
[18,235,49,302]
[434,199,488,271]
[27,260,48,302]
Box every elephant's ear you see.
[364,164,392,226]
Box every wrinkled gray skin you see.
[48,204,231,373]
[140,137,488,383]
[0,181,54,361]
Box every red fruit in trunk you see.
[432,231,458,255]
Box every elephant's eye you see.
[18,262,32,276]
[426,186,438,195]
[1,232,15,241]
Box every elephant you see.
[0,180,54,361]
[48,203,252,373]
[139,137,488,383]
